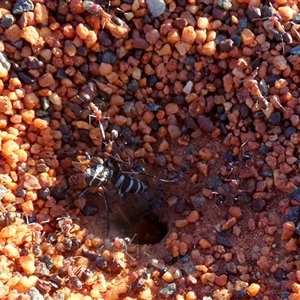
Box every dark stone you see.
[149,119,160,131]
[197,115,216,133]
[98,31,112,47]
[296,223,300,235]
[290,46,300,56]
[259,146,273,154]
[231,35,242,47]
[252,199,267,212]
[261,169,273,177]
[159,283,177,298]
[163,254,176,265]
[223,150,235,163]
[207,175,222,189]
[284,206,300,223]
[143,14,153,24]
[37,188,50,200]
[179,254,190,263]
[56,69,66,79]
[219,113,227,121]
[274,268,287,280]
[110,260,124,273]
[12,0,34,14]
[215,34,227,45]
[36,110,49,117]
[240,103,250,118]
[10,40,23,49]
[233,280,248,299]
[156,155,166,166]
[246,6,261,19]
[134,50,143,59]
[292,13,300,24]
[173,18,188,31]
[219,39,234,52]
[82,204,98,216]
[261,5,274,18]
[268,112,281,125]
[58,124,71,135]
[191,196,206,208]
[281,291,291,299]
[127,79,139,92]
[185,55,196,66]
[132,37,149,49]
[173,95,185,105]
[68,102,82,117]
[79,63,89,74]
[50,186,67,201]
[216,105,224,114]
[182,262,195,275]
[17,71,36,84]
[236,192,252,204]
[147,75,158,87]
[77,46,87,56]
[1,14,15,29]
[101,50,117,64]
[284,126,297,138]
[216,233,232,248]
[174,198,186,213]
[274,31,283,42]
[185,116,198,130]
[220,122,228,135]
[265,75,281,85]
[25,56,44,69]
[226,262,237,274]
[15,188,26,197]
[212,6,229,22]
[291,188,300,201]
[237,17,248,32]
[203,5,213,14]
[40,255,54,270]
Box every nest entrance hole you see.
[84,192,169,245]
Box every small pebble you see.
[246,283,261,297]
[12,0,34,14]
[186,211,200,223]
[216,234,232,248]
[1,14,15,29]
[159,283,176,298]
[199,238,211,249]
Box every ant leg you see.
[103,191,112,236]
[78,187,88,198]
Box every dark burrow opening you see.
[82,191,169,245]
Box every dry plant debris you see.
[0,0,300,299]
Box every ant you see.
[26,217,50,257]
[88,102,109,141]
[243,77,285,117]
[57,216,74,237]
[82,0,130,38]
[62,258,84,290]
